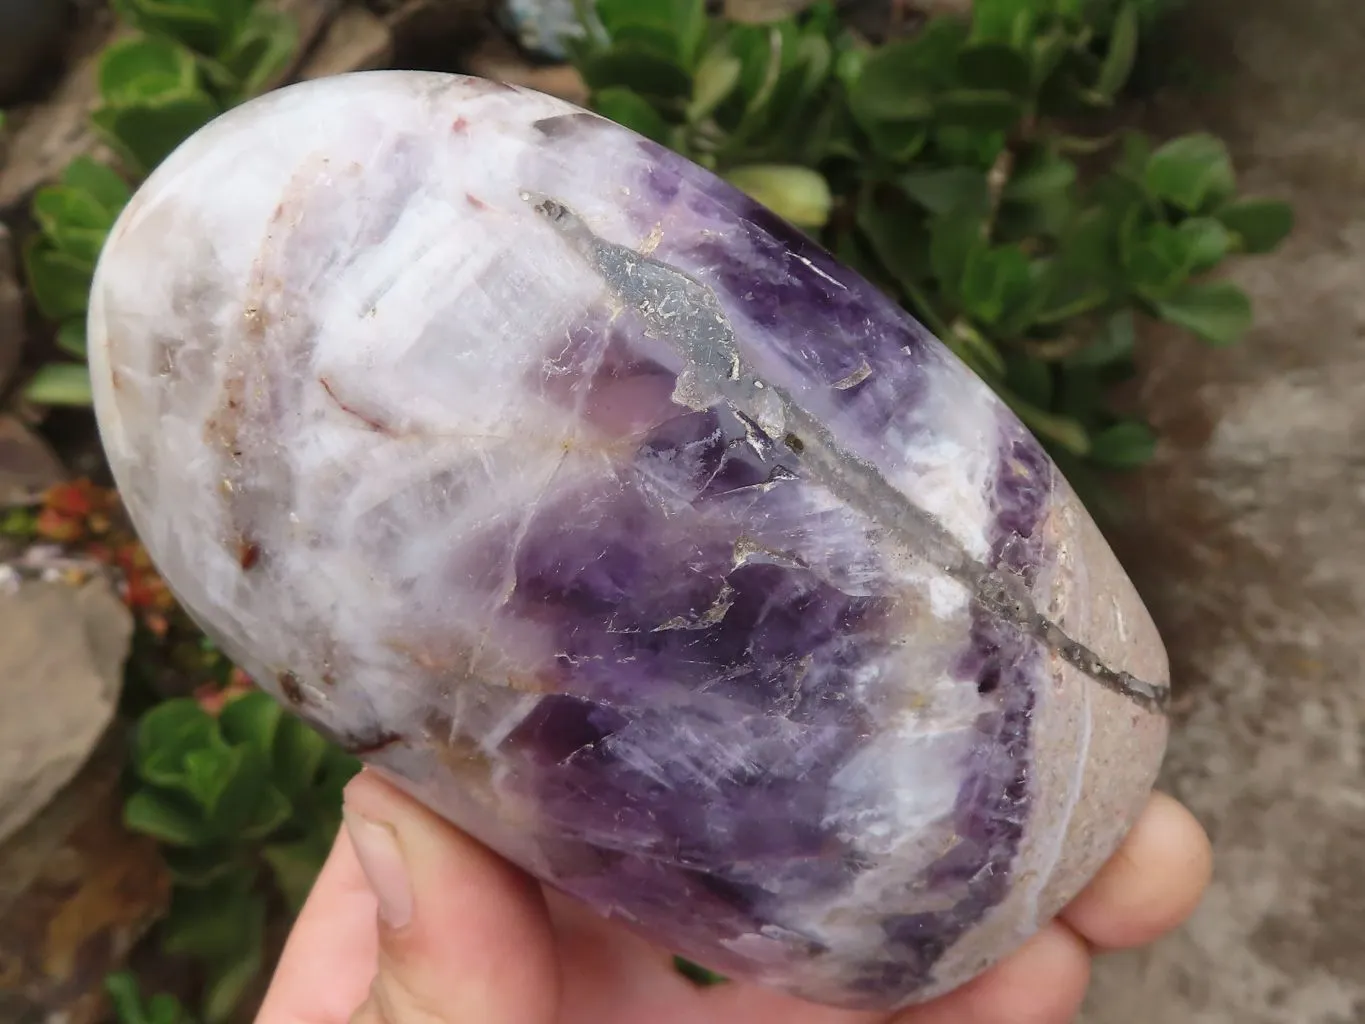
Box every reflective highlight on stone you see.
[87,71,1170,1010]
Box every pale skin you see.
[256,770,1212,1024]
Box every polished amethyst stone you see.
[87,71,1170,1010]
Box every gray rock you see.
[0,577,132,845]
[0,415,66,506]
[1083,0,1365,1021]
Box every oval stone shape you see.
[87,71,1170,1010]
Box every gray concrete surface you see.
[1081,1,1365,1022]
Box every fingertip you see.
[894,922,1091,1024]
[255,825,380,1024]
[1061,790,1212,950]
[342,768,560,1024]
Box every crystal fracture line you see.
[526,193,1170,715]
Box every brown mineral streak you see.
[277,670,304,705]
[343,730,404,756]
[238,539,262,570]
[209,156,325,579]
[319,375,394,433]
[386,636,549,695]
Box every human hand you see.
[255,770,1211,1024]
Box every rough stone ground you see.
[1081,1,1365,1022]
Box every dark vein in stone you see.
[525,193,1170,715]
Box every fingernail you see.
[345,810,413,930]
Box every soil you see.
[1083,0,1365,1021]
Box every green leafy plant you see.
[20,0,297,409]
[569,0,1293,479]
[106,972,198,1024]
[95,0,297,175]
[92,35,223,176]
[20,157,133,405]
[122,690,359,1022]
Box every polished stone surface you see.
[88,70,1168,1009]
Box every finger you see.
[697,920,1088,1024]
[1060,790,1212,950]
[889,920,1091,1024]
[343,769,560,1024]
[255,825,380,1024]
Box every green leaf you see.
[1153,279,1253,345]
[162,845,250,887]
[959,244,1034,326]
[947,319,1007,381]
[272,716,330,799]
[31,181,113,263]
[91,91,221,177]
[1144,132,1236,213]
[180,743,246,816]
[607,22,683,62]
[792,30,832,107]
[594,86,673,143]
[580,46,692,101]
[316,745,362,795]
[595,0,705,64]
[856,185,933,296]
[1121,214,1200,298]
[237,783,293,841]
[848,19,967,124]
[219,8,298,99]
[201,918,265,1024]
[1215,197,1294,253]
[862,120,929,163]
[970,0,1037,46]
[124,788,211,846]
[1065,310,1136,367]
[57,319,89,358]
[1033,275,1110,324]
[1002,148,1076,204]
[98,36,200,106]
[23,240,93,321]
[60,156,131,214]
[105,971,151,1024]
[262,830,334,913]
[33,189,108,236]
[898,168,991,217]
[929,208,987,304]
[935,89,1026,132]
[1176,216,1233,273]
[111,0,245,59]
[1088,420,1157,468]
[134,698,219,782]
[1093,2,1139,99]
[933,124,1008,170]
[1004,349,1053,408]
[219,690,284,756]
[1027,24,1074,90]
[161,871,260,961]
[956,43,1033,97]
[146,993,195,1024]
[1003,393,1091,455]
[689,45,743,122]
[22,363,94,406]
[724,165,832,228]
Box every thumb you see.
[343,770,560,1024]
